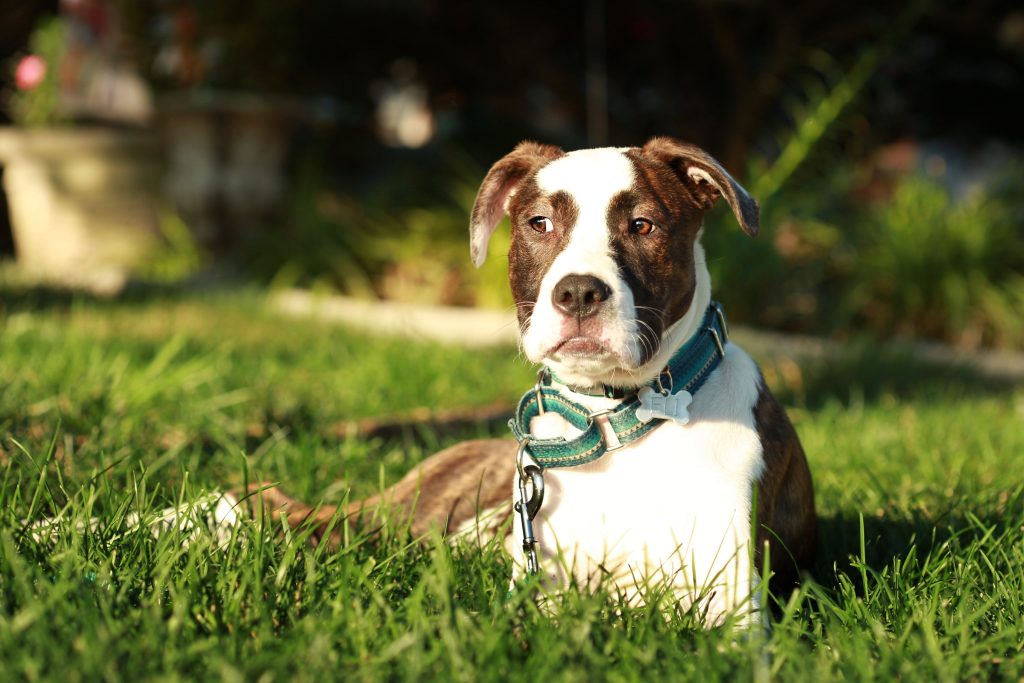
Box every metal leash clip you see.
[514,439,545,575]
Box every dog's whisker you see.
[633,305,669,332]
[634,316,659,339]
[629,328,650,357]
[632,336,650,365]
[629,329,655,365]
[631,318,660,361]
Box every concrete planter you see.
[0,126,162,290]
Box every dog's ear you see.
[469,141,564,267]
[641,137,760,236]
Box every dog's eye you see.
[630,218,656,236]
[528,216,554,234]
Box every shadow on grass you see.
[770,340,1021,410]
[812,485,1024,592]
[199,343,1020,473]
[0,278,200,314]
[351,344,1019,456]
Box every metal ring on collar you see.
[656,367,674,395]
[516,439,542,480]
[533,368,549,415]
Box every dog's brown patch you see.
[752,381,817,593]
[603,148,713,362]
[639,137,760,236]
[469,141,564,267]
[507,186,580,330]
[240,438,517,548]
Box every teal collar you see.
[508,302,729,469]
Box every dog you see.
[249,137,816,625]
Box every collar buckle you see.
[588,408,624,452]
[708,327,726,359]
[713,301,729,342]
[708,302,728,358]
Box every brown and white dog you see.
[250,137,816,624]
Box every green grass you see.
[2,286,1023,681]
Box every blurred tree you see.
[113,0,1022,172]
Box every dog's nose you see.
[552,274,612,318]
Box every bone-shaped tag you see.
[636,386,693,425]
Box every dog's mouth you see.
[551,335,613,358]
[542,333,648,387]
[524,284,668,381]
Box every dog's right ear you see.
[641,137,760,237]
[469,141,564,267]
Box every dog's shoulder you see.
[688,342,762,424]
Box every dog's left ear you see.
[469,141,564,267]
[641,137,760,236]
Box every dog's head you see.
[470,137,759,389]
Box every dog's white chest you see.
[508,346,765,621]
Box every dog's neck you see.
[543,241,713,393]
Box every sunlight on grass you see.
[2,288,1023,680]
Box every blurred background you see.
[1,0,1022,349]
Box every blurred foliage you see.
[242,162,382,298]
[749,45,882,203]
[4,17,69,127]
[705,163,1024,350]
[244,147,1023,350]
[243,151,513,309]
[747,0,930,200]
[850,171,1024,347]
[41,0,1007,350]
[135,210,205,283]
[704,11,1016,349]
[242,5,1022,350]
